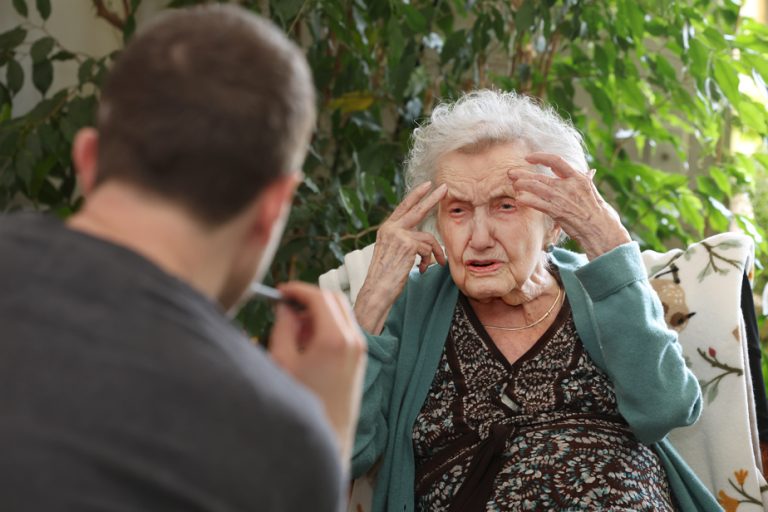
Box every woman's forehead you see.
[435,142,534,177]
[437,170,516,204]
[437,160,528,180]
[435,159,531,195]
[432,141,541,201]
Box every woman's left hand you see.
[508,152,631,260]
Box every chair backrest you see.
[320,233,767,511]
[642,233,767,510]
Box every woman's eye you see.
[500,202,515,210]
[449,207,464,214]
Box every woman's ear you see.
[547,223,563,248]
[72,128,100,197]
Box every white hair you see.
[404,89,589,240]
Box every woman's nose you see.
[469,216,494,250]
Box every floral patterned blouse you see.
[412,294,678,511]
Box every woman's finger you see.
[514,190,563,221]
[400,183,447,228]
[389,181,433,222]
[508,169,557,188]
[510,167,596,210]
[416,241,440,272]
[524,152,582,179]
[512,176,560,202]
[417,250,432,273]
[413,232,446,266]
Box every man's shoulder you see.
[0,213,62,249]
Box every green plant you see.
[2,0,768,340]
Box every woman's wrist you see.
[580,221,632,260]
[353,284,396,334]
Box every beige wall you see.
[0,0,166,116]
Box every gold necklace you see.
[482,286,562,332]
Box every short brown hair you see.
[96,5,315,225]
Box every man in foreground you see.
[0,5,365,511]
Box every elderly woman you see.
[350,91,720,511]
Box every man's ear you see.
[251,172,302,243]
[72,128,99,197]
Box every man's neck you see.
[67,183,238,304]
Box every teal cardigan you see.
[352,242,723,512]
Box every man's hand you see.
[268,282,367,470]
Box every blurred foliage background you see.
[2,0,768,345]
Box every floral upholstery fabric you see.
[643,233,766,512]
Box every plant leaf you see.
[440,29,466,65]
[6,59,24,94]
[272,0,303,22]
[713,56,741,107]
[30,36,54,63]
[35,0,51,20]
[402,5,427,33]
[515,0,535,34]
[12,0,28,17]
[32,60,53,95]
[736,98,768,133]
[679,192,704,235]
[50,50,75,61]
[0,27,28,52]
[328,91,375,114]
[78,58,95,84]
[709,167,732,196]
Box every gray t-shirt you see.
[0,214,344,511]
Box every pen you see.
[249,282,306,312]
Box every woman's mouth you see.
[465,260,502,274]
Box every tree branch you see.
[92,0,125,31]
[536,31,561,98]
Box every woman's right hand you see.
[354,181,448,334]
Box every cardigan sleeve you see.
[350,293,406,478]
[572,243,702,444]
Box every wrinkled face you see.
[435,140,558,303]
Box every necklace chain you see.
[482,286,562,332]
